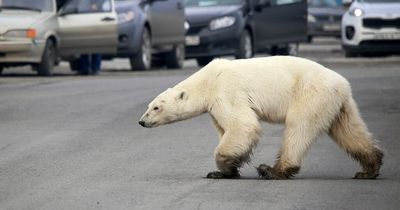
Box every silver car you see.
[0,0,118,76]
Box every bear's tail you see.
[329,97,383,179]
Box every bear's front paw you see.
[353,172,379,179]
[206,171,240,179]
[257,164,279,179]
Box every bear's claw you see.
[256,164,282,180]
[206,171,240,179]
[353,172,379,179]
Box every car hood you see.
[0,11,52,34]
[185,5,242,25]
[352,2,400,17]
[308,7,345,16]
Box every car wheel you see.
[196,56,214,66]
[69,59,79,71]
[270,43,299,56]
[130,28,152,71]
[235,30,253,59]
[307,35,313,43]
[165,43,185,69]
[36,39,57,76]
[0,65,3,75]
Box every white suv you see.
[341,0,400,57]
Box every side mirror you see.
[254,0,271,12]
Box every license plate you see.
[185,36,200,46]
[374,33,400,40]
[323,24,340,31]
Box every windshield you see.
[358,0,400,2]
[184,0,243,7]
[0,0,54,12]
[308,0,340,7]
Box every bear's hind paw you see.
[206,171,240,179]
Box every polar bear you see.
[139,56,383,179]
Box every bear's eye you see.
[153,107,159,111]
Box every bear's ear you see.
[178,91,187,100]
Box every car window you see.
[0,0,54,12]
[63,0,112,14]
[184,0,243,7]
[308,0,340,7]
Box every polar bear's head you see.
[139,88,192,128]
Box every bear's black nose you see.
[138,121,145,127]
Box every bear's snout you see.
[138,120,145,127]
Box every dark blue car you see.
[184,0,308,66]
[108,0,186,70]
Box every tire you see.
[36,39,57,76]
[270,43,299,56]
[235,30,253,59]
[307,35,313,43]
[196,56,214,66]
[165,43,185,69]
[69,59,79,71]
[0,65,3,75]
[130,28,152,71]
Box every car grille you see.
[360,40,400,46]
[363,18,400,29]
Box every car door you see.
[57,0,118,55]
[252,0,307,46]
[149,0,185,45]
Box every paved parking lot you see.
[1,38,399,210]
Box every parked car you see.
[0,0,118,76]
[307,0,345,42]
[184,0,308,66]
[102,0,186,70]
[341,0,400,57]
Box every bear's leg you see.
[329,98,383,179]
[258,89,339,179]
[207,108,261,179]
[257,123,320,179]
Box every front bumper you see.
[0,38,45,63]
[343,40,400,53]
[185,25,241,58]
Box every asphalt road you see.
[1,39,400,210]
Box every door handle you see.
[101,17,115,22]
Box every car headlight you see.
[118,11,135,24]
[349,8,364,17]
[209,16,236,30]
[4,29,37,39]
[308,14,316,23]
[185,21,190,32]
